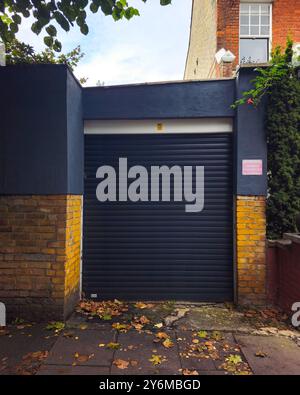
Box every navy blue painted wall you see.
[83,79,236,120]
[0,64,83,195]
[0,64,266,198]
[235,67,267,196]
[67,69,84,194]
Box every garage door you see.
[83,120,233,301]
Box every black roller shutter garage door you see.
[83,129,233,301]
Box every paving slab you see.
[111,330,181,375]
[37,364,110,375]
[0,324,57,375]
[44,327,116,367]
[235,335,300,375]
[177,305,252,332]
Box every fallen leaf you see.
[74,353,94,363]
[46,322,65,332]
[113,359,129,369]
[226,354,242,365]
[154,323,163,328]
[102,314,112,321]
[112,323,131,332]
[77,355,89,362]
[139,315,150,325]
[106,342,121,350]
[127,345,135,350]
[130,360,138,367]
[98,343,105,348]
[135,302,148,309]
[182,369,199,376]
[63,331,74,338]
[192,339,199,344]
[197,330,208,339]
[79,324,88,330]
[149,354,163,366]
[255,351,268,358]
[156,332,169,340]
[162,338,174,348]
[132,322,144,331]
[211,331,223,341]
[135,302,154,309]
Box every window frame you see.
[239,2,273,63]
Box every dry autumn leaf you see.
[135,302,154,309]
[162,338,174,348]
[139,315,150,325]
[156,332,169,340]
[130,360,138,367]
[255,351,268,358]
[135,302,148,309]
[149,354,163,366]
[112,323,131,332]
[79,324,88,330]
[182,369,199,376]
[132,322,144,331]
[113,359,129,369]
[106,342,121,350]
[74,353,88,362]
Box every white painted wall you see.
[84,118,233,135]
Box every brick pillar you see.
[220,60,234,78]
[236,196,267,304]
[0,195,82,321]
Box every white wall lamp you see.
[215,48,236,64]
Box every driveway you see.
[1,302,300,375]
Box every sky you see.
[17,0,193,86]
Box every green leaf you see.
[46,321,65,331]
[31,21,42,35]
[197,330,208,339]
[106,342,121,350]
[0,14,13,25]
[78,0,89,8]
[80,23,89,35]
[46,25,57,37]
[12,14,22,25]
[53,39,62,52]
[44,36,53,47]
[90,2,99,13]
[10,23,19,33]
[227,354,242,365]
[54,11,70,32]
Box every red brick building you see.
[185,0,300,79]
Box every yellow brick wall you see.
[0,195,82,321]
[236,196,267,304]
[64,196,82,315]
[184,0,217,79]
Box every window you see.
[239,3,271,64]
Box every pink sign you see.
[242,160,263,176]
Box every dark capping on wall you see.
[235,67,267,196]
[83,79,236,120]
[0,64,83,195]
